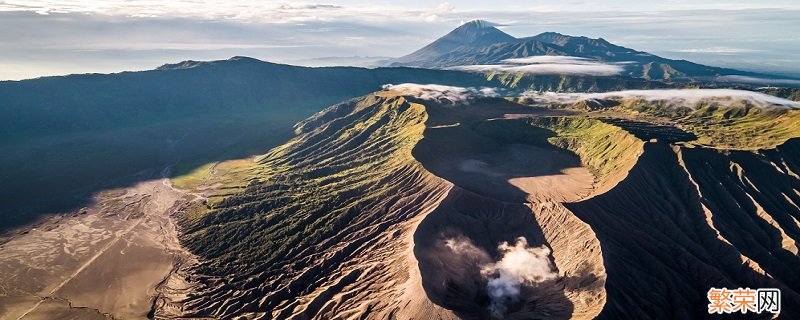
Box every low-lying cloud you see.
[523,89,800,109]
[451,55,626,76]
[717,75,800,87]
[673,47,762,54]
[445,236,557,317]
[382,83,499,104]
[502,56,592,64]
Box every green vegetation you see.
[179,94,440,276]
[475,116,644,190]
[617,99,800,149]
[523,117,644,185]
[758,87,800,102]
[486,73,671,93]
[679,105,800,149]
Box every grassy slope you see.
[170,94,800,318]
[526,117,643,182]
[172,94,453,317]
[680,106,800,149]
[180,94,433,274]
[475,116,644,190]
[618,100,800,149]
[486,72,672,92]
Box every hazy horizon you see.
[1,1,799,80]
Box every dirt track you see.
[0,174,194,320]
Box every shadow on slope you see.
[170,94,454,319]
[566,142,800,319]
[0,58,496,233]
[411,100,592,319]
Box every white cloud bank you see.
[717,75,800,87]
[445,236,557,317]
[503,56,592,64]
[381,83,499,104]
[1,6,799,80]
[673,47,762,54]
[523,89,800,109]
[451,55,626,76]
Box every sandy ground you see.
[0,174,194,320]
[408,101,606,319]
[452,144,595,203]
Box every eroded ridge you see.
[167,90,800,320]
[168,94,614,319]
[171,94,460,319]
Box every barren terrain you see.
[0,171,194,320]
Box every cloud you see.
[0,10,436,80]
[717,75,800,87]
[277,4,342,10]
[0,3,798,79]
[445,236,557,317]
[0,1,349,22]
[436,2,456,13]
[381,83,499,104]
[671,47,763,55]
[523,89,800,109]
[421,2,456,22]
[502,56,592,64]
[451,56,626,76]
[0,1,461,24]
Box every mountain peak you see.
[443,19,515,45]
[390,19,516,66]
[532,32,612,47]
[459,19,499,29]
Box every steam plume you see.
[444,236,557,317]
[481,237,557,317]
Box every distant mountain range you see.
[385,20,779,82]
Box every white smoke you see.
[481,237,557,317]
[445,237,491,261]
[522,89,800,109]
[382,83,500,104]
[444,236,558,317]
[450,55,626,76]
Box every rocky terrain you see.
[2,14,800,320]
[158,85,800,319]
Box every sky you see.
[0,0,798,80]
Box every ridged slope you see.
[170,94,458,319]
[167,93,800,319]
[566,141,800,319]
[615,99,800,149]
[168,95,616,319]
